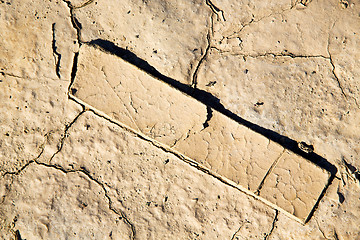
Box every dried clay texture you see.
[71,44,331,223]
[1,0,360,239]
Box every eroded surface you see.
[47,111,277,239]
[0,74,81,174]
[0,163,132,239]
[1,0,360,239]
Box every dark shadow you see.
[87,39,337,176]
[15,230,25,240]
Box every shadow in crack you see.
[15,230,25,240]
[87,39,337,177]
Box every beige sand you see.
[1,0,359,239]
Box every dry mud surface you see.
[1,0,360,239]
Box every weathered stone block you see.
[72,44,331,222]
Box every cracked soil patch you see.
[1,0,360,239]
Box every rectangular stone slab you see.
[71,44,330,222]
[259,150,330,222]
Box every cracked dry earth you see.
[1,0,360,239]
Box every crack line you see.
[230,220,250,240]
[0,71,64,82]
[2,107,136,238]
[211,47,330,60]
[2,131,49,177]
[191,26,212,88]
[244,51,329,59]
[202,106,213,129]
[63,0,84,46]
[72,0,95,9]
[264,210,279,240]
[256,149,286,195]
[327,23,359,109]
[205,0,226,21]
[4,156,137,239]
[129,93,138,114]
[48,109,86,163]
[316,220,329,240]
[227,2,298,38]
[327,37,347,99]
[102,76,142,132]
[52,23,62,79]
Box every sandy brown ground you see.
[1,0,360,239]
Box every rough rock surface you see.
[1,0,360,239]
[0,74,82,174]
[73,0,212,83]
[71,44,331,222]
[0,0,78,80]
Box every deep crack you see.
[62,0,87,109]
[69,51,79,94]
[343,158,360,182]
[52,23,62,79]
[333,229,340,240]
[202,106,213,129]
[62,0,84,46]
[14,230,23,240]
[205,0,226,21]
